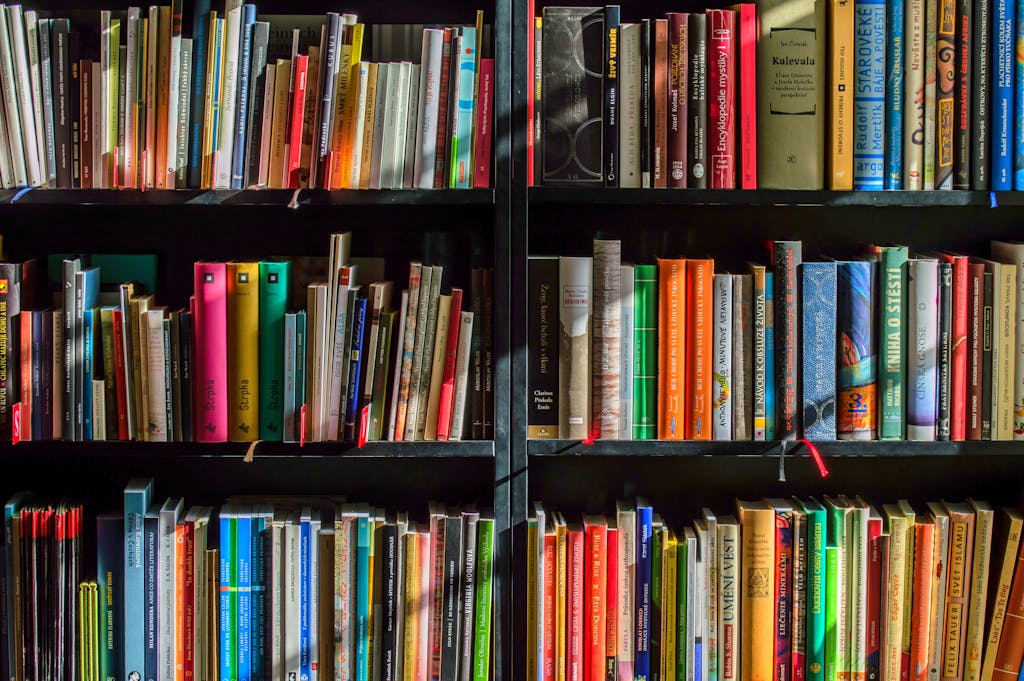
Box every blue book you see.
[300,509,312,681]
[837,261,878,439]
[345,299,368,442]
[83,308,94,440]
[1015,0,1024,188]
[123,479,152,681]
[97,513,124,681]
[220,508,235,681]
[635,502,653,681]
[355,515,370,681]
[188,0,212,187]
[452,27,477,189]
[854,0,887,189]
[75,267,100,440]
[801,262,838,440]
[143,506,159,681]
[250,511,268,681]
[231,5,257,189]
[237,510,252,681]
[885,0,904,188]
[765,272,776,440]
[994,0,1015,188]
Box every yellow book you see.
[965,501,994,681]
[337,23,365,187]
[664,533,679,681]
[403,531,419,681]
[942,502,976,681]
[994,262,1017,440]
[358,61,378,189]
[227,262,260,441]
[882,504,908,681]
[555,513,568,681]
[201,13,219,189]
[981,509,1024,681]
[737,500,775,681]
[269,58,291,189]
[423,294,452,440]
[898,500,917,675]
[829,0,853,190]
[155,5,171,189]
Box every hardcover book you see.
[886,0,905,188]
[801,262,837,440]
[559,256,592,440]
[772,241,802,440]
[633,264,657,440]
[687,14,707,188]
[837,261,877,439]
[528,257,559,438]
[832,0,855,189]
[193,262,227,442]
[707,10,736,189]
[593,240,621,439]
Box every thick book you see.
[124,479,153,681]
[935,253,968,440]
[938,262,954,440]
[619,266,635,437]
[907,259,939,440]
[773,241,802,440]
[733,3,757,188]
[593,240,621,439]
[737,500,775,681]
[658,259,686,440]
[97,513,124,681]
[559,256,592,440]
[756,0,826,188]
[989,241,1024,440]
[981,509,1023,681]
[603,6,618,187]
[662,16,681,188]
[227,262,259,441]
[966,263,984,439]
[876,246,909,439]
[837,261,877,439]
[635,504,653,681]
[193,262,228,442]
[258,261,289,441]
[687,14,706,188]
[801,262,837,440]
[707,10,736,189]
[686,259,713,440]
[619,23,641,188]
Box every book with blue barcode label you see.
[237,509,252,681]
[854,0,886,189]
[885,0,904,188]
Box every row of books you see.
[527,239,1024,442]
[528,0,1021,190]
[1,480,497,681]
[0,233,495,443]
[526,497,1022,681]
[0,6,494,190]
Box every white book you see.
[0,5,27,187]
[175,40,193,188]
[713,273,733,440]
[23,11,45,186]
[6,5,41,185]
[907,258,939,440]
[717,517,741,681]
[368,63,388,189]
[903,0,924,189]
[447,310,473,441]
[402,63,419,188]
[391,60,411,189]
[386,290,410,440]
[619,264,634,437]
[615,503,636,679]
[91,61,103,184]
[592,240,620,439]
[146,309,168,441]
[157,498,183,681]
[413,28,443,188]
[309,510,321,681]
[258,62,276,187]
[0,59,13,187]
[124,9,139,188]
[165,25,182,186]
[926,502,950,681]
[684,527,697,681]
[990,240,1024,440]
[376,62,399,188]
[145,6,158,187]
[268,514,283,681]
[700,509,719,681]
[99,10,111,187]
[326,268,355,441]
[215,0,242,188]
[92,379,106,440]
[416,526,430,681]
[347,61,369,188]
[283,518,301,681]
[619,22,641,188]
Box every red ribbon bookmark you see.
[800,439,830,478]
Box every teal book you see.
[258,261,290,440]
[123,479,152,681]
[472,516,494,681]
[97,513,124,681]
[877,246,908,439]
[824,545,839,681]
[633,264,658,439]
[355,516,370,681]
[802,499,828,681]
[451,27,477,188]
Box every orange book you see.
[737,499,775,681]
[992,533,1024,681]
[909,520,935,681]
[658,259,686,439]
[584,517,607,681]
[543,530,557,681]
[175,523,186,681]
[943,503,975,681]
[686,259,714,439]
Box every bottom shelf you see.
[527,438,1024,457]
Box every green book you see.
[633,264,658,439]
[878,246,908,439]
[651,522,664,677]
[472,516,495,681]
[825,498,850,681]
[258,261,290,441]
[802,499,828,681]
[369,311,396,440]
[100,306,119,438]
[228,513,238,681]
[676,536,688,681]
[824,545,839,681]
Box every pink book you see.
[735,3,757,189]
[287,55,309,189]
[473,59,494,189]
[707,9,737,189]
[435,287,464,440]
[193,262,228,442]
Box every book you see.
[559,256,592,440]
[837,261,877,439]
[194,263,228,442]
[772,241,802,440]
[592,241,621,439]
[832,0,855,189]
[737,500,774,681]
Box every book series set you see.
[528,239,1024,442]
[0,5,494,190]
[1,479,497,681]
[526,497,1024,681]
[528,0,1024,190]
[0,232,495,444]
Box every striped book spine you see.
[633,265,658,439]
[854,0,886,189]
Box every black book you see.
[262,515,275,681]
[971,0,988,189]
[457,512,479,681]
[541,6,604,185]
[244,22,269,188]
[178,310,193,442]
[527,257,559,438]
[380,522,398,681]
[143,507,159,681]
[687,13,707,188]
[439,514,464,681]
[937,261,953,440]
[469,268,483,439]
[0,262,21,441]
[68,32,80,188]
[954,0,971,189]
[444,29,462,188]
[62,259,78,441]
[981,270,994,438]
[772,240,801,440]
[40,312,51,441]
[533,17,543,185]
[482,268,493,440]
[51,20,72,188]
[640,18,652,188]
[603,5,619,187]
[169,313,182,442]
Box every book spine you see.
[936,0,956,188]
[806,508,826,681]
[619,24,641,188]
[953,0,972,188]
[0,264,18,440]
[981,272,993,439]
[145,512,159,681]
[568,529,584,681]
[604,7,619,187]
[654,19,670,188]
[344,299,368,443]
[938,263,954,440]
[559,257,593,440]
[587,523,606,681]
[879,247,909,439]
[687,14,707,188]
[227,263,258,442]
[801,262,838,440]
[736,4,757,189]
[633,265,658,440]
[765,273,776,439]
[832,0,856,190]
[707,10,736,189]
[473,59,493,188]
[924,0,938,188]
[592,241,621,439]
[966,265,983,439]
[686,259,713,440]
[733,274,752,441]
[452,29,476,189]
[619,267,635,438]
[740,505,775,681]
[773,241,802,440]
[712,274,733,440]
[194,263,228,442]
[885,0,905,188]
[229,7,255,188]
[904,0,925,188]
[640,20,652,188]
[635,507,653,681]
[993,0,1014,188]
[907,259,939,440]
[775,512,793,681]
[941,514,974,681]
[964,508,993,681]
[837,261,878,439]
[971,0,989,189]
[1015,0,1024,188]
[286,55,309,189]
[258,262,288,441]
[751,266,767,440]
[188,0,211,187]
[667,14,687,188]
[949,256,968,440]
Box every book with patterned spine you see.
[559,257,592,440]
[936,0,955,188]
[592,240,621,439]
[712,274,732,440]
[837,261,877,439]
[801,262,837,440]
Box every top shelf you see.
[529,187,1024,207]
[0,188,495,207]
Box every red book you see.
[866,509,883,681]
[605,526,618,681]
[966,262,984,440]
[733,3,756,188]
[112,308,129,440]
[568,523,585,681]
[473,59,493,188]
[433,29,454,188]
[666,14,687,188]
[527,2,535,186]
[436,288,464,441]
[686,259,714,439]
[938,253,968,439]
[707,9,737,189]
[286,54,309,189]
[19,311,31,440]
[584,517,607,681]
[543,531,556,681]
[193,262,228,442]
[183,518,196,681]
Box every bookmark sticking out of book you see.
[991,192,998,208]
[288,189,301,210]
[800,439,830,478]
[299,404,307,447]
[358,405,371,448]
[244,440,262,463]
